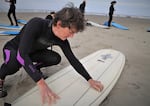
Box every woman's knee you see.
[43,51,61,65]
[52,52,61,65]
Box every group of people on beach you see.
[5,0,117,27]
[0,0,116,105]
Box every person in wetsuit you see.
[5,0,18,26]
[0,6,104,105]
[79,0,86,15]
[108,1,117,27]
[45,11,55,20]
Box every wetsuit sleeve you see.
[109,5,114,15]
[60,40,92,81]
[17,18,43,82]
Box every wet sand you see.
[0,12,150,106]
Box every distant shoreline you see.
[0,11,150,20]
[1,0,150,19]
[85,12,150,20]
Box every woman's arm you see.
[60,40,104,92]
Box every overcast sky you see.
[0,0,150,18]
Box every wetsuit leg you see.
[108,14,113,27]
[0,48,22,80]
[12,5,18,26]
[0,47,22,98]
[7,5,14,25]
[30,49,61,69]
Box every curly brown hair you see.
[53,6,85,32]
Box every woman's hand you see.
[88,79,104,92]
[37,78,60,105]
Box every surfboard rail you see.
[0,31,20,35]
[0,24,23,30]
[104,21,128,30]
[87,21,109,29]
[17,19,27,24]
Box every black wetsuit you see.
[45,15,53,20]
[79,1,86,14]
[0,17,91,82]
[7,0,18,26]
[108,4,114,27]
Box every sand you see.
[0,12,150,106]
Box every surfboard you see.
[87,21,109,29]
[104,21,128,30]
[111,22,128,30]
[0,24,23,30]
[0,30,20,35]
[11,49,125,106]
[17,19,27,24]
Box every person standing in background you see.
[45,11,55,20]
[5,0,18,26]
[79,0,86,15]
[108,1,117,27]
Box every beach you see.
[0,13,150,106]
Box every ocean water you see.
[0,0,150,19]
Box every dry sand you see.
[0,13,150,106]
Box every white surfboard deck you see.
[87,21,109,29]
[12,49,125,106]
